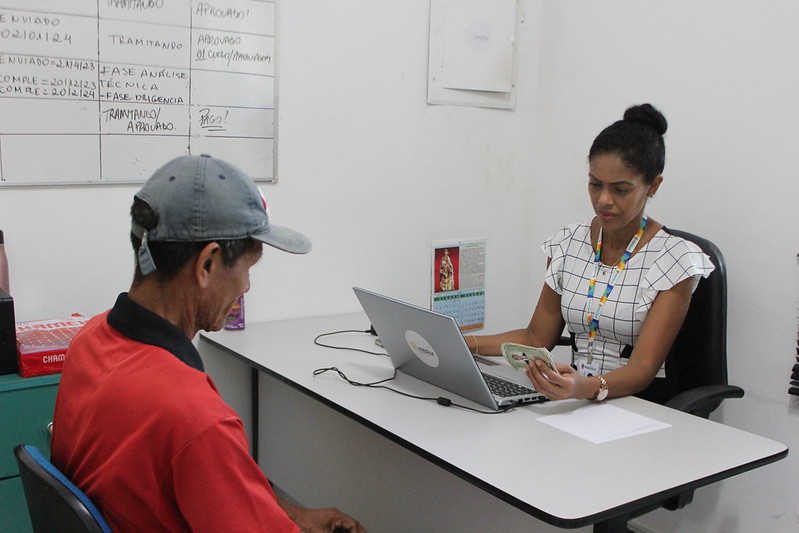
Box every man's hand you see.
[294,507,366,533]
[278,497,367,533]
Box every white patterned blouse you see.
[541,220,715,377]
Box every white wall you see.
[530,2,799,532]
[1,1,797,532]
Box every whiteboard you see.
[0,0,277,186]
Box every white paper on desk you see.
[537,403,671,444]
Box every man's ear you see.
[195,242,222,288]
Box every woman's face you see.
[588,153,661,234]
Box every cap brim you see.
[253,224,312,254]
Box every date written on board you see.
[0,29,73,44]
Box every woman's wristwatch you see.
[594,376,609,401]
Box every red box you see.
[16,315,89,377]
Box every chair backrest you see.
[637,228,728,407]
[14,444,113,533]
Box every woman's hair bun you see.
[622,103,667,136]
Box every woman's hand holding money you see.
[525,360,583,401]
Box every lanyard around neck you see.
[585,214,648,363]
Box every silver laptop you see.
[353,287,547,409]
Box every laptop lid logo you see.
[405,330,440,367]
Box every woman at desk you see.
[467,104,714,402]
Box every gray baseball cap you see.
[133,154,311,276]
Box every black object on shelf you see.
[0,287,17,375]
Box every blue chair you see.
[14,444,112,533]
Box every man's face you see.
[200,243,263,332]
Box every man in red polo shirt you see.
[51,154,366,533]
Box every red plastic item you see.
[16,314,88,377]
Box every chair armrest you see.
[665,384,744,418]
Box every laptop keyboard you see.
[483,373,536,398]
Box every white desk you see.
[200,313,787,533]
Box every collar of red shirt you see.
[107,292,205,372]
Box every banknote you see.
[501,342,559,374]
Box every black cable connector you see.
[312,366,512,414]
[314,329,387,356]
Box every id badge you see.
[578,360,601,377]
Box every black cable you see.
[312,367,513,415]
[313,329,387,356]
[313,366,398,386]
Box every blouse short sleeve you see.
[540,223,587,295]
[635,234,715,318]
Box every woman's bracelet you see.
[470,335,479,355]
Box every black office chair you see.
[645,228,744,418]
[14,444,113,533]
[557,229,744,532]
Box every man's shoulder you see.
[71,309,111,336]
[101,356,238,441]
[70,326,232,420]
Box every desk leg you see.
[593,515,630,533]
[251,367,259,463]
